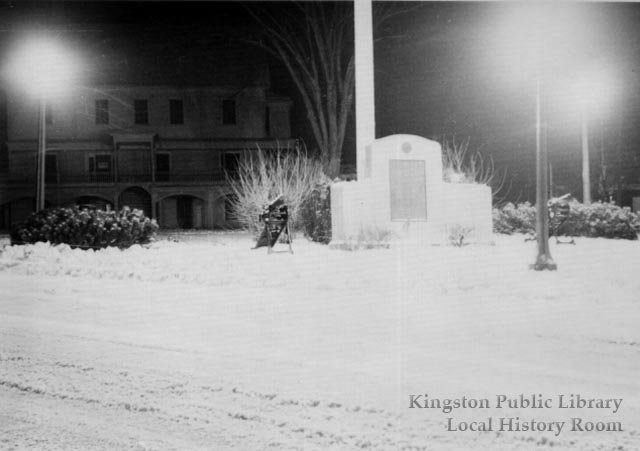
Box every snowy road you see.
[1,234,639,450]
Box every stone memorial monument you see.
[331,134,493,246]
[341,2,492,247]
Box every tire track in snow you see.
[0,318,479,450]
[2,315,639,451]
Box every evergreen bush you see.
[10,206,159,249]
[571,202,640,240]
[493,201,640,240]
[492,202,537,235]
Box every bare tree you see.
[247,2,416,178]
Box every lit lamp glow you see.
[6,37,79,211]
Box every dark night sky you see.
[1,1,640,202]
[374,2,640,201]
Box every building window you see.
[265,107,271,137]
[95,99,109,124]
[169,99,184,124]
[155,153,170,182]
[88,155,113,182]
[45,154,57,184]
[222,151,241,178]
[134,99,149,124]
[222,99,236,125]
[45,103,53,125]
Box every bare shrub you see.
[440,136,507,199]
[446,224,474,247]
[227,143,326,235]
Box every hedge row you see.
[493,201,640,240]
[10,206,159,249]
[298,191,640,243]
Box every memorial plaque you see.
[389,159,427,220]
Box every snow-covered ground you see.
[0,232,638,450]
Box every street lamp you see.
[566,67,615,205]
[5,37,79,211]
[581,97,591,204]
[488,3,598,270]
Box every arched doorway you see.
[208,194,240,229]
[118,187,151,217]
[159,195,204,229]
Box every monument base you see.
[330,135,493,247]
[330,180,493,247]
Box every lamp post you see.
[487,2,619,268]
[6,37,78,212]
[36,95,47,211]
[528,14,557,271]
[488,3,601,270]
[533,76,556,270]
[581,106,591,204]
[571,67,615,205]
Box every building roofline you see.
[80,84,261,92]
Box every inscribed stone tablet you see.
[389,159,427,220]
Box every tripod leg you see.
[286,222,293,253]
[266,224,273,254]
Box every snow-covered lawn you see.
[0,232,638,450]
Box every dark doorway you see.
[176,195,193,228]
